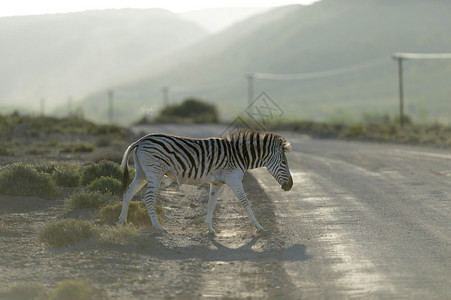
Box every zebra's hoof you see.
[256,225,265,232]
[157,227,168,234]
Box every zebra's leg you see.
[205,183,222,235]
[143,174,166,233]
[227,179,264,232]
[117,161,146,225]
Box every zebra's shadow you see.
[152,235,310,262]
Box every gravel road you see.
[130,124,451,299]
[251,132,451,299]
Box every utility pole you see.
[392,52,451,127]
[247,73,254,105]
[396,57,405,127]
[40,98,45,116]
[162,86,169,106]
[108,90,114,123]
[68,97,73,118]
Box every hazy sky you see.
[1,0,319,17]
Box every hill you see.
[82,0,451,124]
[0,9,207,112]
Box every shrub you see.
[80,160,122,185]
[48,280,107,300]
[65,191,114,209]
[38,219,99,248]
[35,162,80,187]
[0,282,47,300]
[100,201,163,226]
[98,224,142,247]
[52,164,80,187]
[88,176,122,195]
[155,98,219,123]
[60,143,95,153]
[0,163,58,197]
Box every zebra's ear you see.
[282,139,292,153]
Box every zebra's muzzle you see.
[281,176,293,191]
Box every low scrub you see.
[100,201,163,226]
[49,280,108,300]
[88,176,122,195]
[35,162,80,187]
[38,219,99,249]
[60,143,95,153]
[52,164,81,187]
[0,163,58,197]
[153,98,219,124]
[0,282,47,300]
[80,160,122,185]
[98,224,142,247]
[65,190,115,209]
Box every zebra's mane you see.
[224,129,291,153]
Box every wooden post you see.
[397,58,404,127]
[108,90,114,123]
[162,86,169,106]
[247,73,254,105]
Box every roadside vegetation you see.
[0,158,163,251]
[136,98,219,124]
[0,280,108,300]
[272,114,451,148]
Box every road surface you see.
[128,125,451,299]
[250,132,451,298]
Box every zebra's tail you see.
[121,140,140,194]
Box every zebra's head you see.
[265,135,293,191]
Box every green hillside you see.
[0,9,207,111]
[83,0,451,124]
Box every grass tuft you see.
[0,282,47,300]
[65,190,115,209]
[0,163,58,197]
[48,280,108,300]
[38,219,99,249]
[80,160,122,185]
[98,224,141,247]
[100,201,163,226]
[88,176,122,195]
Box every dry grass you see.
[64,190,115,209]
[38,219,99,249]
[0,163,59,197]
[100,201,163,226]
[48,280,108,300]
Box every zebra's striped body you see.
[117,129,293,234]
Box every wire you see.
[392,52,451,60]
[251,56,388,81]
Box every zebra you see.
[116,129,293,235]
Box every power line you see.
[393,52,451,60]
[251,56,387,81]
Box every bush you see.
[155,98,219,123]
[65,191,114,209]
[0,163,58,197]
[48,280,107,300]
[38,219,99,248]
[35,162,80,187]
[0,282,47,300]
[60,143,95,153]
[52,164,80,187]
[88,176,122,195]
[80,160,122,185]
[100,201,163,226]
[98,224,142,247]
